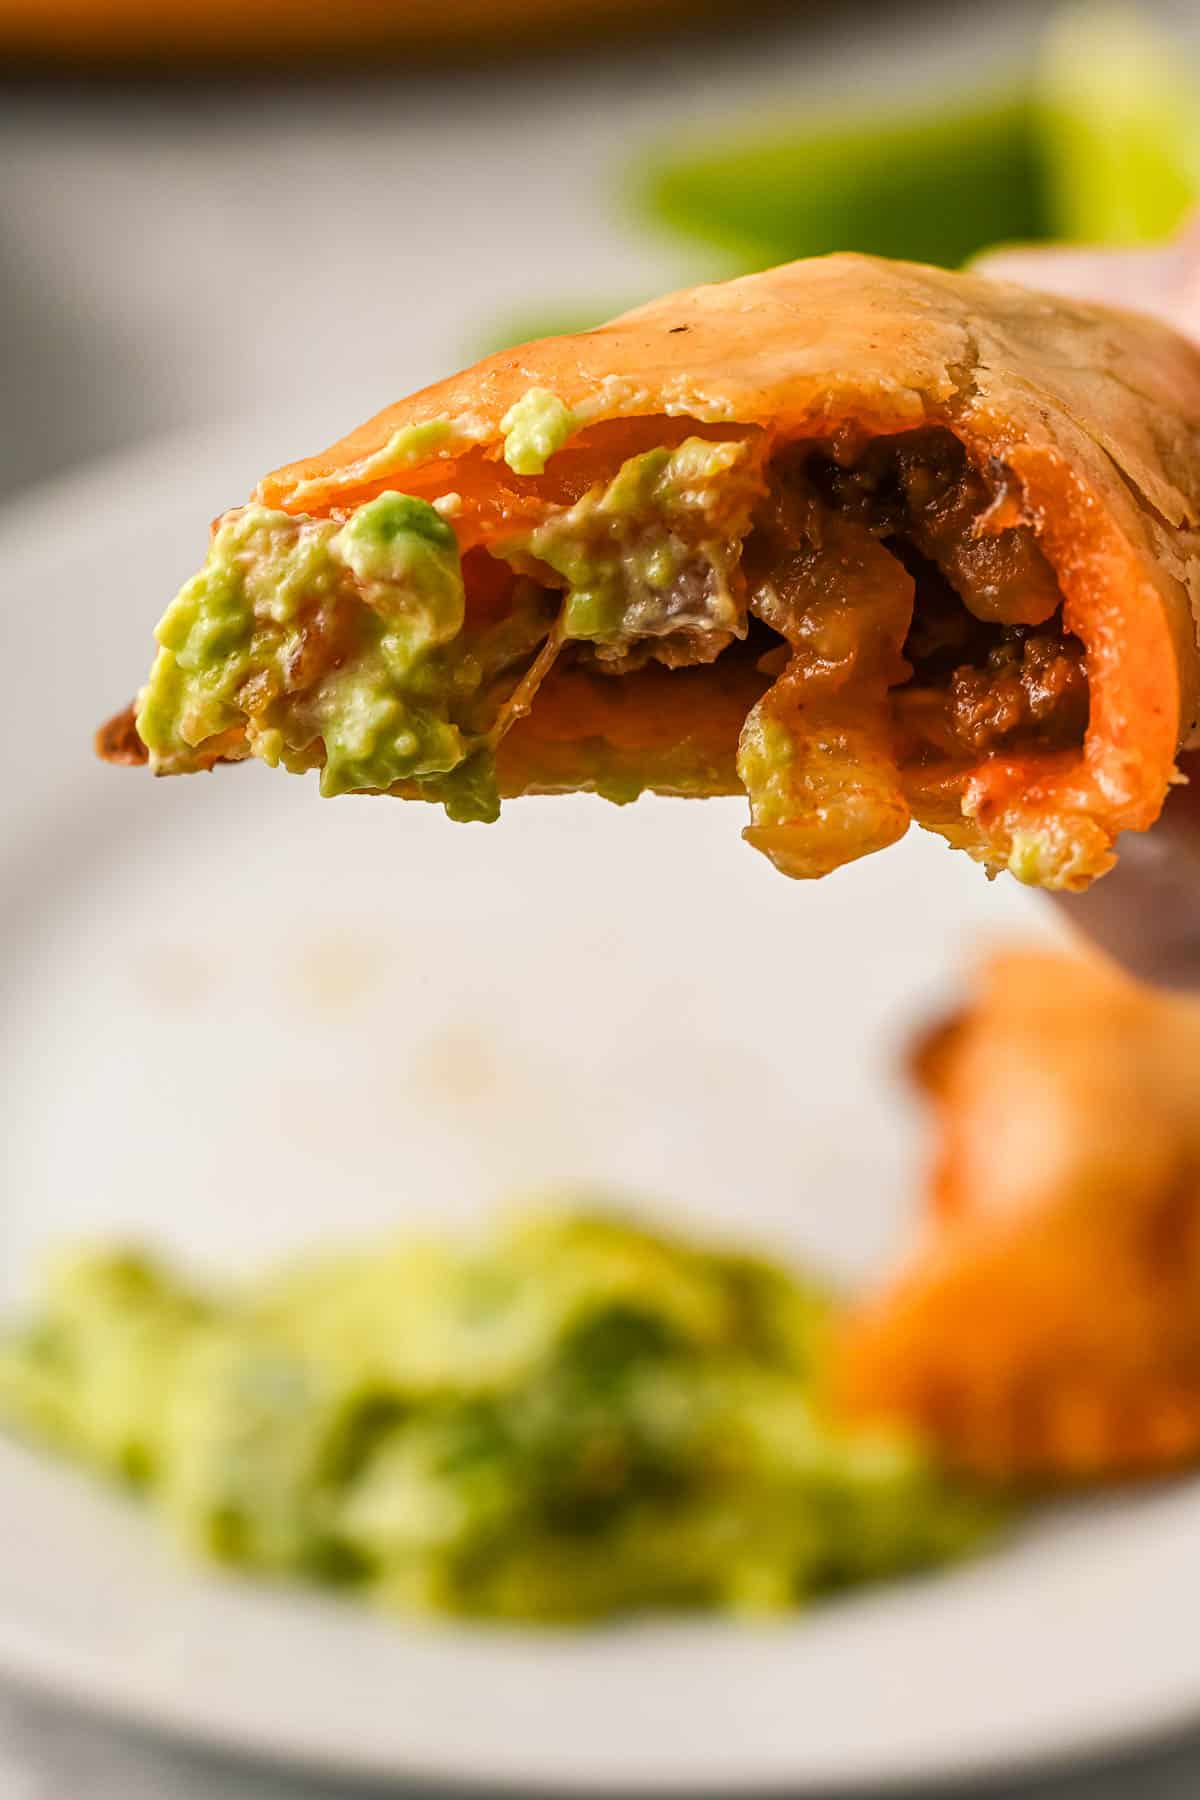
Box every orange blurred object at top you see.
[0,0,776,62]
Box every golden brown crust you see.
[95,704,148,767]
[262,257,1200,601]
[837,949,1200,1480]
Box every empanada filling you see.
[734,429,1091,880]
[126,424,1095,882]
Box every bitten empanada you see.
[101,255,1200,888]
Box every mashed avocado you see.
[500,389,578,475]
[138,494,483,804]
[133,439,769,821]
[0,1208,998,1621]
[505,437,765,662]
[283,420,475,509]
[1002,817,1112,890]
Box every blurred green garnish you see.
[636,5,1199,270]
[1036,2,1200,243]
[636,89,1049,273]
[478,4,1200,356]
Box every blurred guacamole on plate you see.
[0,1207,997,1622]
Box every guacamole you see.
[130,434,773,822]
[506,437,764,665]
[500,389,577,476]
[138,494,476,800]
[0,1208,998,1622]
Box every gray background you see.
[3,1,1200,1792]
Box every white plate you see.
[0,426,1196,1794]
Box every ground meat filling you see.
[773,430,1087,764]
[736,482,916,877]
[805,430,1062,628]
[733,429,1087,876]
[943,630,1088,757]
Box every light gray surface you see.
[1,1681,1200,1800]
[3,1,1200,1792]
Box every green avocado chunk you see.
[504,436,765,659]
[0,1207,1001,1621]
[500,388,578,475]
[137,493,478,803]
